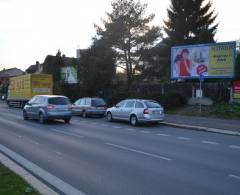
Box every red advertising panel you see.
[233,81,240,99]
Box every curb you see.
[161,122,240,136]
[0,153,58,195]
[0,144,86,195]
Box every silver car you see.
[23,95,72,124]
[106,99,164,126]
[72,97,106,118]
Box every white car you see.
[106,99,164,126]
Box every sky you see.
[0,0,239,70]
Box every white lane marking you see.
[201,140,219,145]
[54,151,62,156]
[113,126,122,129]
[0,144,86,195]
[126,128,135,131]
[229,145,240,150]
[229,174,240,180]
[140,130,150,134]
[177,137,192,141]
[91,122,97,125]
[105,142,172,161]
[101,124,109,127]
[157,133,170,137]
[50,128,84,139]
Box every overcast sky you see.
[0,0,239,70]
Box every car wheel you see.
[107,112,113,122]
[82,111,87,118]
[23,110,29,120]
[130,115,138,126]
[64,118,71,124]
[39,113,46,124]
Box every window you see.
[116,101,126,108]
[125,101,135,108]
[135,102,144,108]
[145,101,161,108]
[85,98,91,106]
[28,97,37,104]
[74,100,80,105]
[91,98,106,107]
[79,99,86,105]
[48,97,70,105]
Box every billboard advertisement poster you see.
[171,42,236,79]
[233,81,240,99]
[61,66,78,84]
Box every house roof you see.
[0,68,24,78]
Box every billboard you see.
[171,42,236,79]
[233,81,240,99]
[61,66,78,84]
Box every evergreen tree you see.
[95,0,161,87]
[164,0,218,46]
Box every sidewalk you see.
[164,114,240,135]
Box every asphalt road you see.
[0,101,240,195]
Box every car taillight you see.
[47,104,54,110]
[143,108,149,114]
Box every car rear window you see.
[145,101,161,108]
[48,97,70,105]
[92,99,106,107]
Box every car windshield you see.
[145,101,161,108]
[48,97,70,105]
[92,99,106,107]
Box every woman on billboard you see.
[174,49,193,77]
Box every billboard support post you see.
[199,74,204,114]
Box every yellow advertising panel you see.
[8,74,53,100]
[31,74,53,96]
[208,44,235,76]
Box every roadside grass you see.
[167,103,240,119]
[0,163,41,195]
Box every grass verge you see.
[0,163,41,195]
[167,103,240,119]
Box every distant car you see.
[23,95,72,124]
[106,99,164,126]
[72,97,107,118]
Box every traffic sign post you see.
[199,74,204,114]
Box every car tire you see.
[130,115,138,126]
[64,118,71,124]
[39,113,46,124]
[107,112,113,122]
[82,111,87,118]
[23,110,29,120]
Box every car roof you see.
[35,95,67,98]
[123,99,153,102]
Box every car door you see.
[123,100,135,119]
[112,100,126,119]
[31,96,42,119]
[25,96,37,118]
[72,99,81,115]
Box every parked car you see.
[23,95,72,124]
[72,97,106,118]
[106,99,164,126]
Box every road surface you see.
[0,101,239,195]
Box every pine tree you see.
[95,0,161,87]
[164,0,218,46]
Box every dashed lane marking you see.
[229,145,240,150]
[105,142,172,161]
[201,140,219,145]
[157,133,170,137]
[177,137,192,141]
[229,174,240,180]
